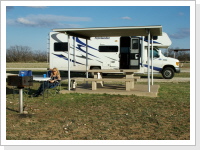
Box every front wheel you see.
[161,67,174,79]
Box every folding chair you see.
[45,70,62,97]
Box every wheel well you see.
[90,66,101,70]
[161,65,175,72]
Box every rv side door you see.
[130,38,140,69]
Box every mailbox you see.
[7,75,33,87]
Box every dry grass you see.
[5,62,190,140]
[6,82,190,140]
[6,63,49,68]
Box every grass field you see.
[5,62,190,140]
[6,62,49,68]
[6,82,190,140]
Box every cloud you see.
[121,16,132,20]
[17,18,37,26]
[178,12,184,16]
[7,14,91,28]
[168,28,190,39]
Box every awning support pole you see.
[86,39,89,79]
[147,30,151,92]
[67,34,71,91]
[141,36,144,66]
[73,37,76,66]
[151,36,154,85]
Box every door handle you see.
[135,54,139,59]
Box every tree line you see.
[163,48,190,62]
[6,45,47,62]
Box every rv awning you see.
[53,25,162,39]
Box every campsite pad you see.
[60,83,160,97]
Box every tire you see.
[161,67,174,79]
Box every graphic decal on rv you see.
[96,60,103,63]
[76,55,92,60]
[76,37,116,62]
[76,44,99,58]
[143,64,162,71]
[52,53,85,65]
[51,33,62,42]
[75,37,98,51]
[105,56,118,61]
[144,40,161,44]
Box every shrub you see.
[6,45,47,62]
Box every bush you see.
[163,48,190,61]
[6,45,47,62]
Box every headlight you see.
[176,62,179,66]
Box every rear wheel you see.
[161,67,174,79]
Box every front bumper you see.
[175,67,181,73]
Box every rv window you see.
[99,46,118,52]
[150,49,159,58]
[120,47,129,53]
[132,39,139,49]
[54,42,68,51]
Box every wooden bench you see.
[84,77,139,91]
[132,76,141,81]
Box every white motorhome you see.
[49,31,180,79]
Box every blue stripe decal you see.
[77,44,99,58]
[73,37,99,58]
[144,40,161,44]
[75,37,98,51]
[143,64,162,71]
[53,53,85,65]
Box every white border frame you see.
[1,0,196,146]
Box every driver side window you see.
[150,49,159,58]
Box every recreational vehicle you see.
[49,31,180,79]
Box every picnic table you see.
[84,69,140,91]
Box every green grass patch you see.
[6,81,190,140]
[6,63,49,68]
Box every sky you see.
[5,1,191,52]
